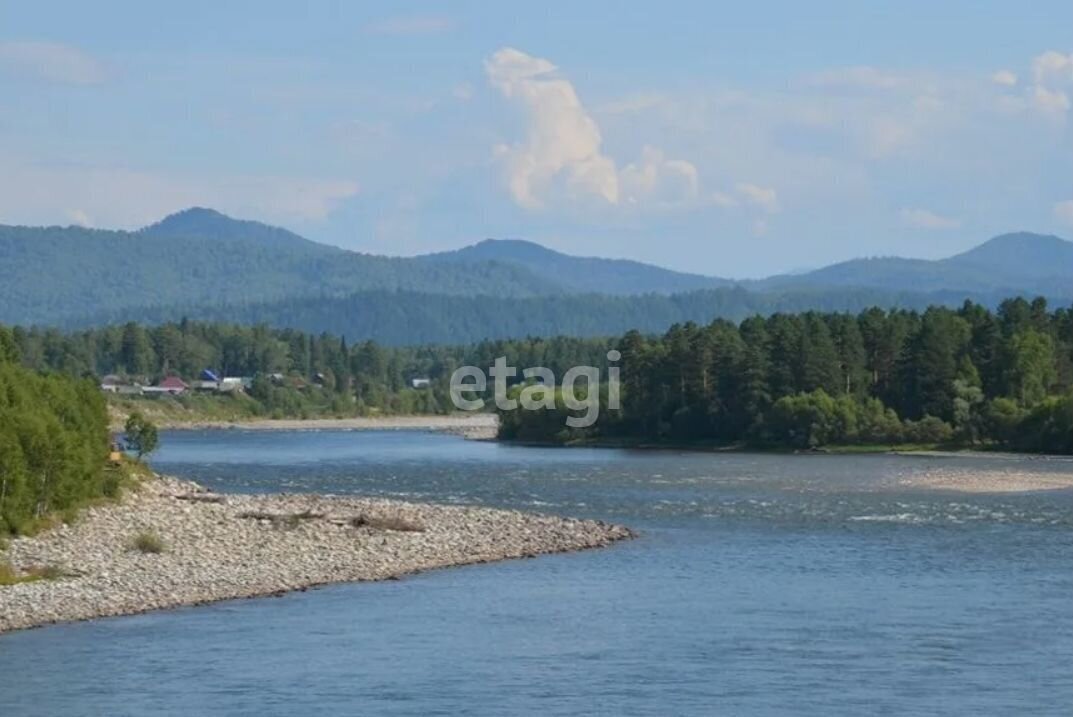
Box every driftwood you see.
[349,515,426,533]
[174,493,226,504]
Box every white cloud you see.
[899,208,961,229]
[1032,51,1073,84]
[484,47,699,210]
[1028,50,1073,114]
[0,161,359,228]
[1031,85,1071,113]
[66,209,93,227]
[710,191,738,208]
[991,70,1018,86]
[735,183,780,214]
[620,146,699,206]
[807,66,910,91]
[363,14,456,36]
[0,41,106,85]
[1054,199,1073,227]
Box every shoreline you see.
[0,475,632,634]
[117,413,500,440]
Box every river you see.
[1,429,1071,715]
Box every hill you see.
[420,238,732,295]
[0,210,556,325]
[3,207,1069,335]
[756,232,1073,297]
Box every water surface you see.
[2,430,1071,716]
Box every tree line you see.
[5,320,615,419]
[5,297,1072,453]
[499,298,1073,454]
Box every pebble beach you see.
[0,475,632,633]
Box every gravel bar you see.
[0,476,632,633]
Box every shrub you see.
[130,531,166,554]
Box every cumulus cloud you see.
[0,162,359,228]
[991,70,1018,86]
[363,14,456,36]
[484,47,699,210]
[620,146,699,205]
[0,41,106,85]
[1054,199,1073,227]
[899,208,961,229]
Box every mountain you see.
[0,210,556,325]
[945,232,1073,281]
[141,207,331,252]
[756,232,1073,297]
[2,207,1069,334]
[420,238,732,295]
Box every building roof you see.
[158,375,188,389]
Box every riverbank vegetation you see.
[4,297,1072,453]
[0,327,118,536]
[0,328,124,537]
[5,320,615,421]
[498,298,1073,454]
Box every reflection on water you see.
[1,430,1071,716]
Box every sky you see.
[1,1,1071,277]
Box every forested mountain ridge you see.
[72,286,1070,347]
[0,211,557,325]
[420,238,733,295]
[140,207,335,252]
[755,232,1073,296]
[3,207,1069,334]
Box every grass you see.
[0,562,69,586]
[350,515,426,533]
[130,531,167,554]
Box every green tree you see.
[124,412,159,459]
[1004,330,1056,406]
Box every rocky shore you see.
[0,476,631,633]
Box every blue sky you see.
[2,1,1071,277]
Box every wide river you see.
[2,430,1072,715]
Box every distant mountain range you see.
[752,232,1073,298]
[1,207,1069,342]
[420,238,732,295]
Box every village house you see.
[143,375,188,397]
